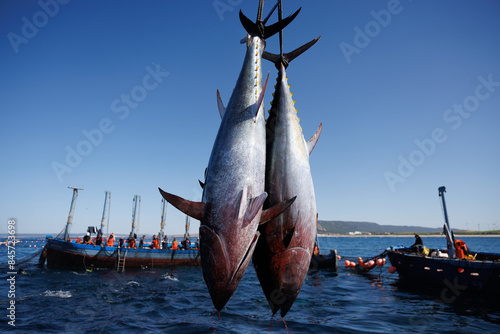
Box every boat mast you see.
[100,191,111,234]
[63,186,83,241]
[131,195,140,236]
[159,198,167,242]
[184,215,190,240]
[439,186,454,253]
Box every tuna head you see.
[253,59,322,317]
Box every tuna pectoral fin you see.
[243,192,268,225]
[158,188,204,221]
[306,122,322,155]
[260,196,297,225]
[252,73,270,122]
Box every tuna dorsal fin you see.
[263,36,321,69]
[307,122,322,155]
[217,90,225,119]
[198,180,205,189]
[252,72,270,122]
[244,192,268,225]
[239,7,301,40]
[158,188,204,221]
[260,196,297,225]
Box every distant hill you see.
[318,220,443,235]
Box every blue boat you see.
[39,187,200,270]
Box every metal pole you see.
[439,186,454,253]
[100,191,110,232]
[131,195,140,235]
[64,186,83,241]
[160,198,167,247]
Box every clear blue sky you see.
[1,0,499,236]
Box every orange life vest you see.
[128,239,136,248]
[172,240,178,250]
[151,239,159,249]
[106,236,115,247]
[454,239,469,259]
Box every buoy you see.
[357,257,364,266]
[376,258,384,266]
[366,260,375,268]
[337,255,341,260]
[382,258,386,264]
[388,266,396,274]
[344,260,350,267]
[458,268,465,274]
[350,261,356,267]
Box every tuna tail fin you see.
[239,7,301,40]
[306,122,322,155]
[260,196,297,225]
[158,188,204,221]
[263,36,321,69]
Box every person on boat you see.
[83,232,92,245]
[150,235,160,249]
[411,233,423,253]
[454,239,469,259]
[313,242,319,256]
[172,237,178,251]
[138,235,146,248]
[75,237,82,244]
[118,237,125,248]
[162,235,168,249]
[106,233,115,247]
[182,237,190,250]
[95,233,103,246]
[128,235,136,249]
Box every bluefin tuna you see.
[252,27,322,317]
[159,0,299,311]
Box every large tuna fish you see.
[252,34,322,317]
[159,1,299,311]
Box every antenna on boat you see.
[439,186,455,255]
[160,198,167,247]
[101,191,111,235]
[131,195,141,236]
[63,186,83,241]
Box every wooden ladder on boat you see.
[117,248,128,271]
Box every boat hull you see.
[387,248,500,294]
[45,238,200,269]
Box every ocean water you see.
[2,236,500,333]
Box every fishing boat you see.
[39,187,200,270]
[386,186,500,294]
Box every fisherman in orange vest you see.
[150,235,159,249]
[106,233,115,247]
[172,237,178,250]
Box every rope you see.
[0,249,44,269]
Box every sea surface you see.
[2,236,500,333]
